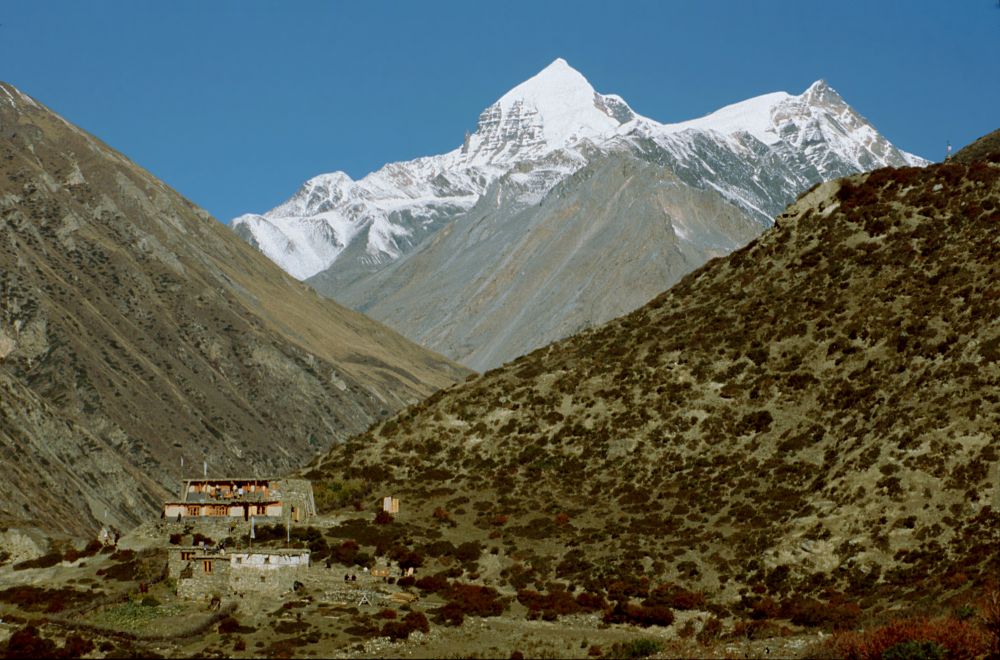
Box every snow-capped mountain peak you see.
[462,58,634,164]
[232,62,926,281]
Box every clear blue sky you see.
[2,1,997,222]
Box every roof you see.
[183,478,278,484]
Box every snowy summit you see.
[232,59,925,281]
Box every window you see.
[181,551,195,561]
[187,506,200,516]
[203,560,213,574]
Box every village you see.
[153,477,416,609]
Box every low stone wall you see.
[176,564,229,600]
[229,563,308,598]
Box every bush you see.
[444,583,505,618]
[59,635,96,658]
[0,586,89,613]
[380,620,412,640]
[607,638,663,658]
[403,611,429,634]
[517,588,583,618]
[436,601,465,627]
[390,547,424,570]
[332,539,359,566]
[455,541,482,563]
[4,625,57,659]
[880,640,946,660]
[696,616,722,645]
[829,616,990,660]
[12,552,62,571]
[603,602,674,627]
[576,591,608,612]
[414,573,450,594]
[782,596,860,630]
[190,533,213,547]
[644,583,705,610]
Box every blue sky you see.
[2,1,997,222]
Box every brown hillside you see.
[0,82,469,535]
[309,159,999,614]
[953,128,1000,164]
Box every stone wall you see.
[175,556,229,600]
[170,547,310,599]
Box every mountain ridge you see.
[0,81,469,535]
[233,60,928,370]
[233,60,925,281]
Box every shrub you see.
[576,591,608,612]
[444,583,505,618]
[644,583,706,610]
[782,596,860,629]
[880,640,946,660]
[977,586,1000,656]
[390,547,424,570]
[380,620,412,640]
[403,611,429,634]
[603,602,674,627]
[59,635,96,658]
[516,588,583,618]
[414,573,450,594]
[828,616,990,660]
[436,601,465,626]
[374,510,393,525]
[332,540,359,566]
[455,541,482,563]
[190,533,213,547]
[218,616,242,634]
[12,552,62,571]
[4,625,57,659]
[606,576,649,603]
[607,638,663,658]
[696,617,723,645]
[0,586,89,613]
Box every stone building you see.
[169,546,311,599]
[162,478,315,524]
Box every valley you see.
[0,39,996,659]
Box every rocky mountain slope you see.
[308,156,999,611]
[0,82,468,536]
[235,59,926,369]
[953,128,1000,164]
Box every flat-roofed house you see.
[162,478,315,523]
